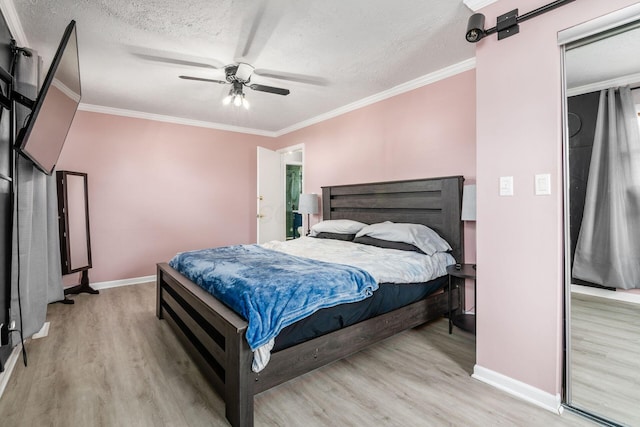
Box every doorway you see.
[285,164,302,239]
[256,144,304,244]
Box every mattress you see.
[273,275,448,351]
[264,236,453,351]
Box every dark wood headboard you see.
[322,176,464,262]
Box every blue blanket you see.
[169,245,378,350]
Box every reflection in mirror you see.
[66,174,90,270]
[283,149,303,240]
[562,10,640,426]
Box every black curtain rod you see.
[467,0,576,42]
[486,0,576,36]
[519,0,576,24]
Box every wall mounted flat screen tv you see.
[15,20,81,175]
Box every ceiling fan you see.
[179,62,289,109]
[133,1,326,109]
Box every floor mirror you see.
[56,170,98,295]
[560,5,640,426]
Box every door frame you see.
[558,3,640,420]
[278,143,305,239]
[256,143,305,243]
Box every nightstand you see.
[447,263,476,335]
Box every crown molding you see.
[566,71,640,97]
[463,0,498,13]
[275,57,476,136]
[78,104,278,137]
[78,58,475,139]
[0,0,28,46]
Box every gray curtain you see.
[10,50,64,339]
[572,86,640,290]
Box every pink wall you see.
[57,111,274,283]
[276,70,477,267]
[57,70,475,287]
[58,70,476,302]
[475,0,638,396]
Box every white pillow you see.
[354,222,451,256]
[310,219,368,236]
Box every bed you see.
[156,175,464,427]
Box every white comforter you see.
[261,236,455,284]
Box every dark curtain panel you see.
[0,12,14,362]
[573,86,640,289]
[10,49,64,339]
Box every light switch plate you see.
[535,173,551,195]
[500,176,513,196]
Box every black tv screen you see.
[16,20,81,175]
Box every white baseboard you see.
[0,345,21,401]
[68,274,156,291]
[571,284,640,305]
[472,365,562,414]
[31,322,50,339]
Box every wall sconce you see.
[297,193,319,236]
[465,0,575,43]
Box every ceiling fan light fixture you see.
[235,63,255,82]
[182,62,290,110]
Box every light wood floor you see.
[0,283,592,427]
[570,292,640,426]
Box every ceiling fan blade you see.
[249,84,290,96]
[129,47,225,69]
[179,75,228,85]
[135,54,220,69]
[234,0,286,63]
[253,69,329,86]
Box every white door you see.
[257,146,285,243]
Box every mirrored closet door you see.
[561,5,640,426]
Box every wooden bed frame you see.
[156,176,464,427]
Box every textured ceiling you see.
[565,25,640,93]
[11,0,475,134]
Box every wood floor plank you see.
[0,283,591,426]
[570,293,640,426]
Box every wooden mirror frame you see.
[56,170,97,296]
